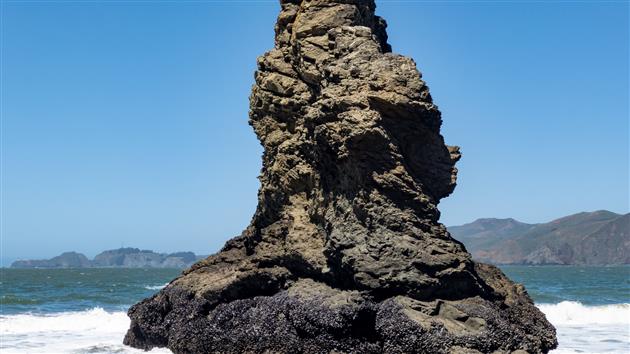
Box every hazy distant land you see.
[451,210,629,265]
[10,248,206,269]
[10,210,628,268]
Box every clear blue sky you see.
[1,0,628,264]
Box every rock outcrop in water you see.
[124,1,557,353]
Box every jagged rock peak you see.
[274,0,392,53]
[124,1,557,353]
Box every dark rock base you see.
[124,264,556,354]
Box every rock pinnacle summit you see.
[125,1,557,353]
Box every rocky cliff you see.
[125,1,556,353]
[450,211,629,265]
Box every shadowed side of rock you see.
[124,1,557,353]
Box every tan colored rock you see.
[124,1,557,353]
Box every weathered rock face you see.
[124,1,557,353]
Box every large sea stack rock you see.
[124,1,557,353]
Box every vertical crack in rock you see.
[124,1,557,353]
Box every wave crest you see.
[538,301,630,326]
[144,283,168,291]
[0,308,171,353]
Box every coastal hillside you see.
[11,248,205,269]
[9,252,92,269]
[449,210,629,265]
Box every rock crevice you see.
[125,1,557,353]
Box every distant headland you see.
[10,248,206,269]
[450,210,629,265]
[10,210,628,269]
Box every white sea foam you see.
[144,283,169,290]
[1,302,628,353]
[0,308,172,354]
[539,302,630,354]
[539,301,630,326]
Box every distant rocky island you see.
[449,210,629,265]
[10,248,205,269]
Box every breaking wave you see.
[144,283,168,291]
[539,301,630,326]
[0,308,172,354]
[0,302,628,353]
[539,302,630,354]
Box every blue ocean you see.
[1,266,628,353]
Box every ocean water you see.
[1,266,628,354]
